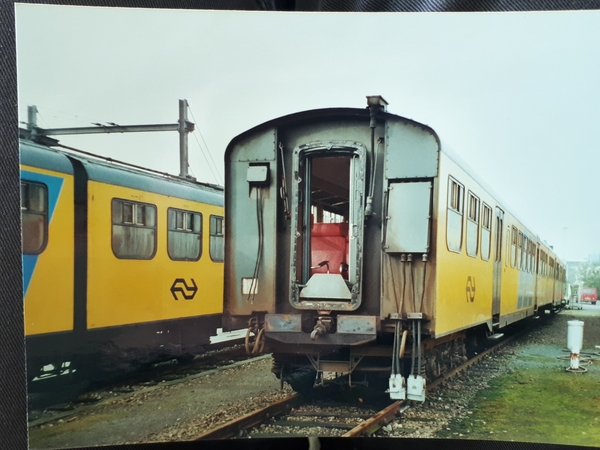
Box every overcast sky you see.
[15,5,600,262]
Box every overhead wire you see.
[26,105,217,185]
[187,105,223,185]
[188,126,221,185]
[32,105,102,126]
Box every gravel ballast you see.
[28,306,600,448]
[28,356,294,448]
[379,305,600,447]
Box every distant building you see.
[567,261,585,285]
[587,254,600,264]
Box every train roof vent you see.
[366,95,388,112]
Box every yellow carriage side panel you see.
[434,221,494,336]
[86,180,224,329]
[498,216,537,322]
[433,155,494,337]
[498,221,518,316]
[500,252,522,316]
[22,165,75,336]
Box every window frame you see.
[511,226,517,268]
[111,198,157,260]
[446,177,465,253]
[21,181,49,255]
[466,191,480,258]
[481,202,492,261]
[209,214,225,263]
[167,207,203,262]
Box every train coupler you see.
[310,317,332,340]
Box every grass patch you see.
[437,368,600,447]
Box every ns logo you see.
[170,278,198,300]
[466,276,476,303]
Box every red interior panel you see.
[311,222,349,279]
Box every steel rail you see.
[341,400,407,437]
[193,393,301,440]
[194,333,519,440]
[343,333,519,437]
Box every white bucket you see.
[567,320,584,353]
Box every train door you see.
[289,141,367,312]
[492,207,504,325]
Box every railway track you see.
[193,332,519,440]
[28,338,249,420]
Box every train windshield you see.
[289,142,367,311]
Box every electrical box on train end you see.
[384,181,431,254]
[247,163,270,186]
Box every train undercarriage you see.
[267,330,474,396]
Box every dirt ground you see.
[28,305,600,448]
[28,355,294,448]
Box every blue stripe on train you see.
[21,170,65,296]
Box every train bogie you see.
[223,97,565,400]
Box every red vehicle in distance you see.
[581,287,598,305]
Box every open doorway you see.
[289,142,366,311]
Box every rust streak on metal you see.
[193,393,300,440]
[342,400,404,437]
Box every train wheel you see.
[282,367,317,395]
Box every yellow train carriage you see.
[85,175,223,329]
[21,141,76,374]
[21,136,224,380]
[433,149,565,336]
[433,151,497,338]
[222,97,565,399]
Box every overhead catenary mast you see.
[23,99,195,179]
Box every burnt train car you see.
[222,96,565,401]
[21,135,225,381]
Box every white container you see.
[567,320,584,353]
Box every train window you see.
[21,181,48,254]
[466,192,479,257]
[505,225,510,267]
[530,241,535,273]
[517,231,525,270]
[209,215,224,262]
[525,237,529,272]
[167,208,202,261]
[481,203,491,261]
[446,177,464,253]
[511,226,517,268]
[542,251,548,277]
[112,199,157,259]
